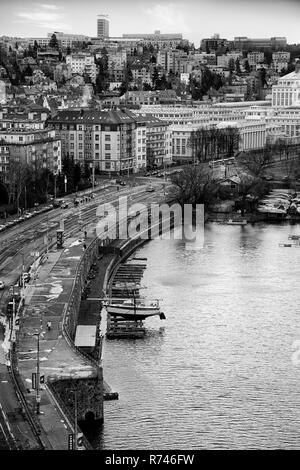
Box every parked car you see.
[0,280,5,290]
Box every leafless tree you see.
[171,164,220,207]
[188,126,240,163]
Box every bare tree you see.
[237,144,272,177]
[171,164,220,207]
[188,126,240,163]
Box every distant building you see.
[97,15,109,39]
[233,36,287,51]
[0,128,61,178]
[272,61,300,107]
[66,53,97,83]
[200,34,229,51]
[48,109,137,173]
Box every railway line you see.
[0,180,169,449]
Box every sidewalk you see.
[16,236,99,450]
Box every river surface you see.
[98,222,300,449]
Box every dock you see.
[106,257,148,339]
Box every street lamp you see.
[64,175,67,194]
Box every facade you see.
[269,106,300,137]
[233,36,287,50]
[66,53,97,83]
[169,124,199,163]
[200,35,229,51]
[0,128,61,178]
[247,52,265,67]
[131,67,152,86]
[271,63,300,107]
[48,109,138,174]
[135,114,172,167]
[97,15,109,39]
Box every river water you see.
[98,222,300,449]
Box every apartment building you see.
[48,109,137,173]
[0,128,61,178]
[247,52,265,67]
[272,51,290,73]
[135,114,172,167]
[107,51,127,68]
[131,67,152,86]
[66,53,97,83]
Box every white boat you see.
[107,298,165,320]
[224,219,247,225]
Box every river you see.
[97,222,300,449]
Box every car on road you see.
[0,280,5,289]
[146,186,155,192]
[0,225,6,232]
[61,202,69,209]
[116,179,126,186]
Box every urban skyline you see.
[0,0,299,45]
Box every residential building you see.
[48,109,137,174]
[66,53,97,83]
[0,128,61,178]
[247,52,265,67]
[135,114,172,167]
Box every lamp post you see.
[36,331,41,414]
[54,173,57,200]
[64,175,67,194]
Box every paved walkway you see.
[16,236,99,449]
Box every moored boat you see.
[106,298,165,320]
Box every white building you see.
[107,51,127,68]
[247,52,265,66]
[66,53,97,83]
[272,62,300,107]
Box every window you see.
[105,153,111,160]
[105,162,111,169]
[79,134,83,140]
[95,134,99,141]
[105,134,111,141]
[79,143,83,149]
[105,144,111,150]
[95,144,99,150]
[70,134,74,140]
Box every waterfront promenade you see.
[16,236,98,449]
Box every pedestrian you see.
[84,230,87,238]
[47,321,52,331]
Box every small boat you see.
[224,219,247,226]
[107,298,165,320]
[288,235,300,240]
